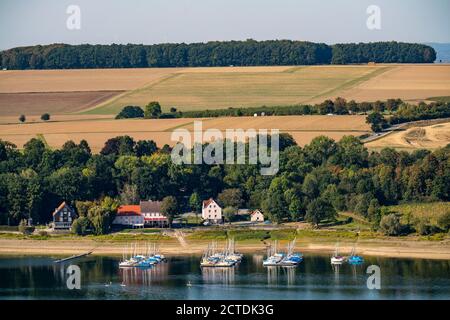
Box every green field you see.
[84,65,391,115]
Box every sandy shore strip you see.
[0,238,449,260]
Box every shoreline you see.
[0,238,449,260]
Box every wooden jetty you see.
[54,251,93,263]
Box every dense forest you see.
[0,40,435,69]
[0,133,448,235]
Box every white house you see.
[202,198,222,224]
[140,200,169,227]
[112,205,144,228]
[250,209,264,222]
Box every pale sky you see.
[0,0,449,50]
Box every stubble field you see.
[0,115,371,152]
[1,64,449,152]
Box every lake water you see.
[0,254,449,300]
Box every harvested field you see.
[0,68,180,93]
[89,65,386,114]
[366,121,450,150]
[0,114,113,125]
[2,65,449,117]
[341,65,450,103]
[0,115,370,152]
[0,91,124,116]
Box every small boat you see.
[347,246,364,265]
[279,239,303,267]
[263,241,285,266]
[331,243,346,265]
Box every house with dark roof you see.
[202,198,222,224]
[52,202,77,230]
[112,205,144,228]
[140,200,168,227]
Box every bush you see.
[41,113,50,121]
[71,217,91,236]
[379,214,402,236]
[115,106,144,119]
[18,219,35,235]
[38,230,49,237]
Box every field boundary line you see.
[304,66,394,104]
[78,72,183,115]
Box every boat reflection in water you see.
[267,266,296,286]
[201,266,236,285]
[119,261,169,286]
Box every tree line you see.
[116,99,450,135]
[0,40,435,70]
[0,132,448,235]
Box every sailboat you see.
[347,244,364,265]
[263,241,284,267]
[330,242,346,264]
[279,238,303,267]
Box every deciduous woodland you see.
[0,134,448,235]
[0,40,436,70]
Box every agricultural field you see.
[86,65,389,114]
[0,91,123,116]
[2,64,449,118]
[366,121,450,150]
[341,65,450,103]
[0,115,370,152]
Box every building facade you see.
[140,200,169,227]
[52,202,77,230]
[250,209,264,222]
[113,205,144,228]
[202,198,222,224]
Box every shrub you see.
[71,217,91,236]
[115,106,144,119]
[41,113,50,121]
[18,219,35,235]
[38,230,49,237]
[379,214,402,236]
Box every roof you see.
[117,205,141,216]
[202,198,218,209]
[251,209,263,216]
[52,202,75,216]
[140,200,162,213]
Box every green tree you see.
[366,112,387,132]
[218,188,243,208]
[41,113,50,121]
[144,101,162,119]
[262,177,290,223]
[379,213,402,236]
[305,198,336,227]
[71,216,91,235]
[223,206,237,224]
[87,205,111,235]
[19,115,26,123]
[115,106,144,119]
[119,184,140,205]
[161,196,178,227]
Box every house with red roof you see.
[202,198,222,224]
[112,205,144,228]
[250,209,264,222]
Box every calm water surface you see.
[0,254,449,300]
